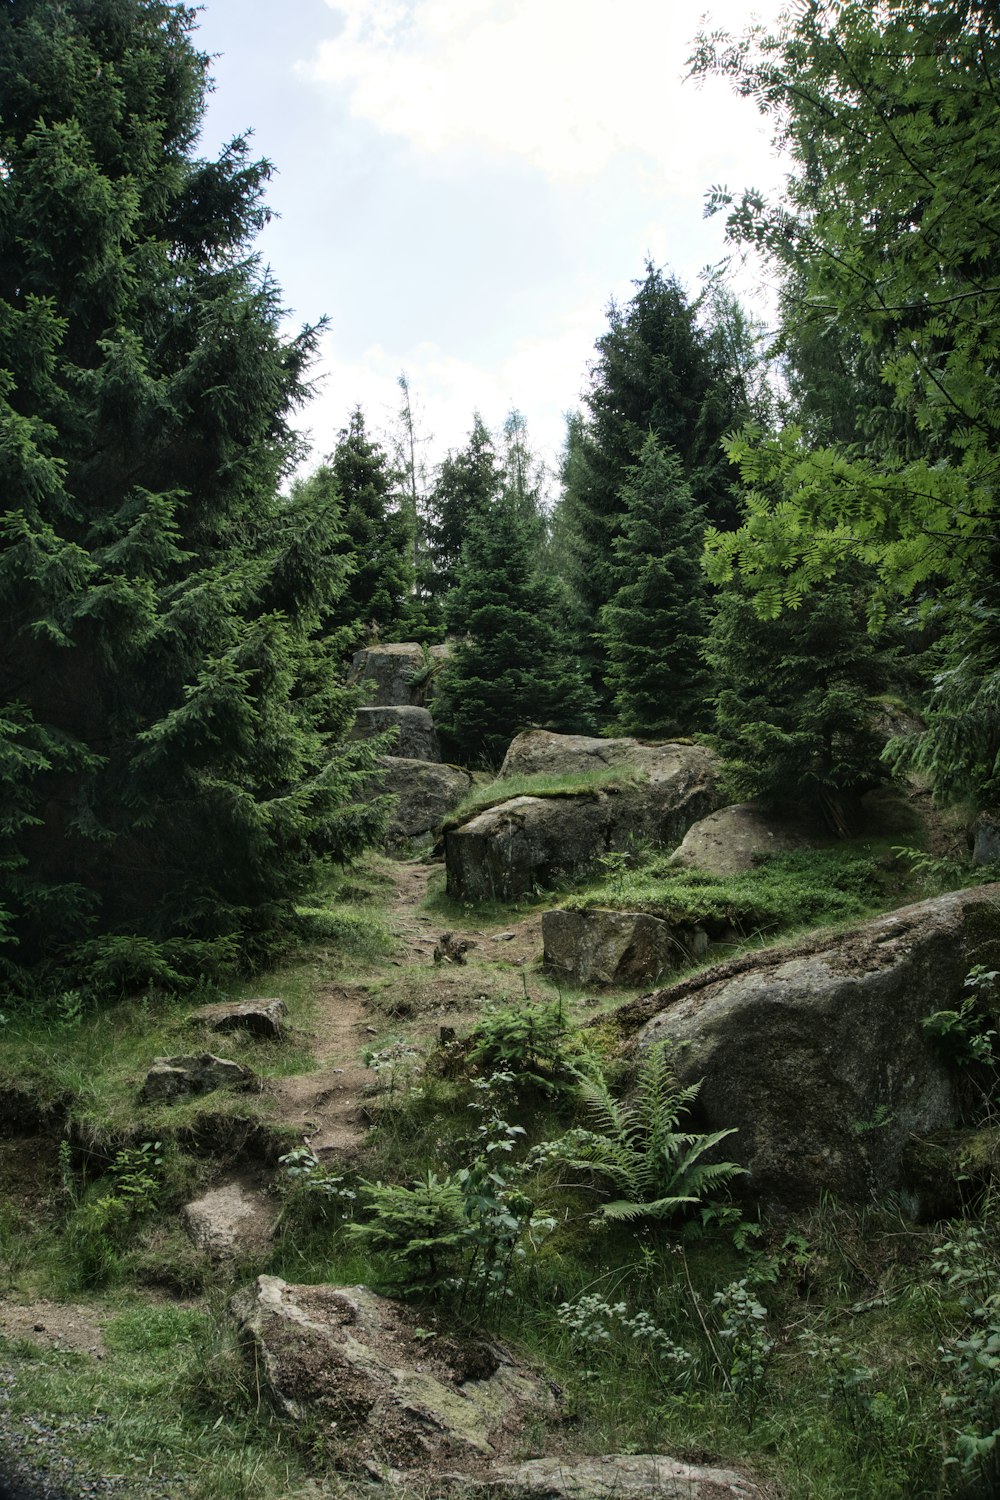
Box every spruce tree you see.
[558,264,748,694]
[432,496,595,768]
[600,435,710,738]
[705,580,888,835]
[426,415,503,610]
[297,408,412,639]
[0,0,383,997]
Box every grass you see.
[441,764,647,832]
[3,842,999,1499]
[0,1298,322,1500]
[560,842,906,944]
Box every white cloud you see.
[294,291,614,489]
[309,0,787,190]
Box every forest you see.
[2,3,1000,1499]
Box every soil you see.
[264,858,544,1162]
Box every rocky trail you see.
[262,857,545,1167]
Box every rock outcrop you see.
[232,1277,553,1470]
[182,1180,276,1259]
[972,809,1000,866]
[615,885,1000,1208]
[139,1053,257,1104]
[543,908,708,987]
[668,801,821,877]
[498,728,696,781]
[380,756,474,847]
[349,642,450,707]
[352,705,441,762]
[445,739,720,902]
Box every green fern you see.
[545,1043,745,1223]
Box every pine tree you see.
[0,0,383,997]
[599,435,710,738]
[297,408,412,639]
[432,496,595,768]
[705,580,888,835]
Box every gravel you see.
[0,1370,127,1500]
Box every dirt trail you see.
[265,858,544,1162]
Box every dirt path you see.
[265,858,544,1162]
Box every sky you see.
[191,0,790,488]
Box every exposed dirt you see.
[262,859,544,1163]
[0,1298,105,1358]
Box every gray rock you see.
[380,756,473,845]
[350,642,450,706]
[191,998,287,1040]
[231,1277,554,1468]
[543,908,708,988]
[458,1453,768,1498]
[139,1053,257,1104]
[972,809,1000,866]
[620,885,1000,1208]
[182,1181,276,1259]
[445,745,720,902]
[669,801,820,876]
[352,705,441,762]
[499,728,701,782]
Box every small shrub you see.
[467,997,591,1099]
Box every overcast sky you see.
[192,0,789,486]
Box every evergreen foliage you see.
[691,1,1000,808]
[706,580,889,834]
[556,264,749,692]
[599,434,710,737]
[426,414,504,607]
[0,0,383,996]
[432,494,595,768]
[295,408,413,640]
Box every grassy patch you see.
[0,1299,318,1500]
[561,844,900,942]
[441,765,646,832]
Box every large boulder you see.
[352,705,441,762]
[669,801,821,877]
[350,643,450,706]
[616,885,1000,1208]
[380,756,474,847]
[232,1277,553,1470]
[542,908,708,988]
[445,744,720,902]
[499,729,697,781]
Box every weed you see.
[712,1278,774,1428]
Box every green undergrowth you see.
[0,1299,325,1500]
[441,764,647,833]
[561,843,905,942]
[4,852,1000,1500]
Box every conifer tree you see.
[705,580,888,835]
[432,496,595,768]
[426,415,504,610]
[0,0,383,996]
[297,408,412,639]
[600,435,710,738]
[558,265,749,694]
